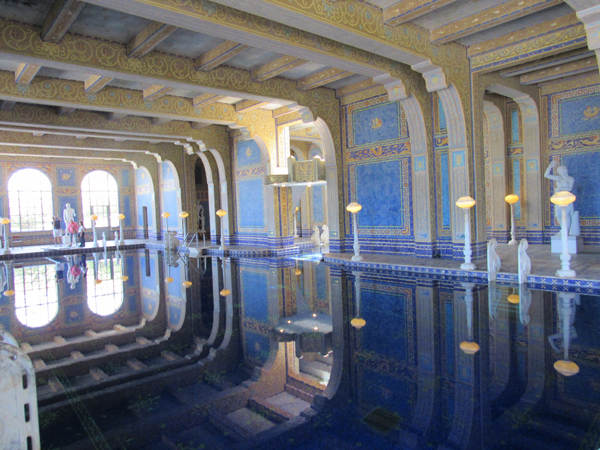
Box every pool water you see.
[1,249,599,450]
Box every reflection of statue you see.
[311,225,321,246]
[487,238,500,281]
[63,203,76,224]
[548,293,580,354]
[518,239,531,285]
[544,161,579,235]
[197,202,205,232]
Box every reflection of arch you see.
[206,148,230,244]
[87,257,124,317]
[437,85,471,244]
[487,85,542,241]
[82,170,119,228]
[483,102,508,241]
[159,160,182,234]
[8,168,53,232]
[135,166,156,237]
[14,264,58,328]
[313,118,341,250]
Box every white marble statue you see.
[311,225,321,246]
[487,238,500,281]
[164,231,180,250]
[197,202,205,232]
[544,161,580,236]
[63,203,76,224]
[518,239,531,285]
[320,224,330,247]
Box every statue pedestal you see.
[551,235,583,254]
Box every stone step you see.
[168,421,233,450]
[299,359,331,380]
[284,384,314,404]
[48,376,64,392]
[127,358,147,371]
[248,398,292,423]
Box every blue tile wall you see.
[241,270,269,322]
[238,178,265,229]
[559,92,600,135]
[236,140,262,167]
[355,160,403,228]
[353,102,400,146]
[441,153,450,229]
[563,152,600,218]
[312,185,325,224]
[511,108,520,142]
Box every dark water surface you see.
[2,249,599,449]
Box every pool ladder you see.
[179,231,206,254]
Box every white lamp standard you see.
[118,213,125,245]
[1,218,10,254]
[456,196,476,270]
[91,214,98,247]
[346,202,363,262]
[551,191,577,278]
[216,209,227,250]
[505,194,519,246]
[179,211,189,239]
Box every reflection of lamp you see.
[183,281,192,288]
[1,218,10,254]
[351,271,366,329]
[95,279,102,285]
[294,206,299,238]
[507,293,520,304]
[91,214,99,247]
[162,212,170,233]
[460,282,479,355]
[551,191,576,278]
[220,289,231,296]
[118,213,126,245]
[295,268,302,276]
[3,289,14,297]
[554,292,579,376]
[216,209,227,251]
[346,202,363,262]
[505,194,519,246]
[456,196,476,271]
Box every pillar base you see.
[460,262,476,270]
[351,254,363,262]
[556,268,576,278]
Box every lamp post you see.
[456,196,476,270]
[346,202,363,262]
[179,211,189,239]
[505,194,519,245]
[551,191,576,278]
[216,209,227,251]
[118,213,125,245]
[91,214,98,247]
[1,218,10,254]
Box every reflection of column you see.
[553,292,579,376]
[350,271,365,329]
[320,265,343,403]
[218,258,233,351]
[488,282,510,401]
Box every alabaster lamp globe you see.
[351,317,366,329]
[216,209,227,217]
[346,202,362,213]
[507,294,520,304]
[3,289,15,297]
[455,196,476,209]
[165,277,174,284]
[91,215,98,221]
[179,212,189,218]
[554,360,579,376]
[220,289,231,296]
[294,269,302,276]
[0,218,10,225]
[95,279,102,285]
[183,281,193,288]
[460,341,480,354]
[161,212,171,218]
[118,214,126,220]
[121,275,129,282]
[551,191,576,206]
[505,194,519,204]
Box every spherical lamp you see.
[346,202,362,213]
[3,289,15,297]
[351,318,366,329]
[220,289,231,296]
[165,277,174,284]
[507,294,520,304]
[94,279,102,285]
[121,275,129,282]
[460,341,480,354]
[183,281,193,288]
[505,194,519,204]
[216,209,227,217]
[161,212,171,218]
[455,196,476,209]
[91,214,98,221]
[554,360,579,376]
[118,214,126,220]
[179,212,189,218]
[550,191,576,206]
[294,269,302,276]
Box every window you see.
[14,264,59,328]
[8,169,53,232]
[87,256,124,316]
[81,170,119,228]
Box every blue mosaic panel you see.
[122,168,130,187]
[238,178,265,228]
[312,185,324,223]
[57,168,76,186]
[161,162,176,182]
[563,152,600,218]
[492,163,503,175]
[0,315,10,332]
[559,93,600,136]
[245,332,270,365]
[162,190,178,229]
[414,156,426,172]
[452,151,465,168]
[242,270,268,322]
[361,369,410,416]
[441,153,450,229]
[438,97,447,131]
[353,102,400,146]
[122,196,132,227]
[65,303,84,325]
[513,159,521,219]
[168,304,182,328]
[237,140,262,167]
[511,109,520,143]
[355,161,403,228]
[315,263,327,299]
[362,289,407,360]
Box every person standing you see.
[78,221,86,247]
[67,219,78,247]
[52,216,61,246]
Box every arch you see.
[308,144,323,159]
[159,159,182,235]
[487,85,543,241]
[7,168,53,232]
[399,95,434,252]
[87,256,124,316]
[483,101,508,241]
[135,166,156,239]
[312,117,342,250]
[81,170,119,228]
[14,264,58,328]
[437,85,471,245]
[207,147,232,245]
[196,151,219,245]
[289,145,305,161]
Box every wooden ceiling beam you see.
[298,68,354,90]
[520,55,598,84]
[432,0,564,45]
[235,100,269,113]
[127,21,179,59]
[152,117,173,126]
[0,101,16,112]
[15,63,41,85]
[41,0,86,43]
[192,93,225,108]
[108,112,128,121]
[501,48,594,77]
[251,56,308,82]
[195,41,249,71]
[383,0,459,27]
[84,75,114,93]
[58,107,76,116]
[143,85,173,101]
